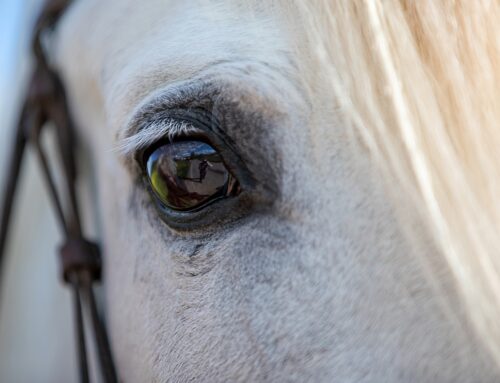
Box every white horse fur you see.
[44,0,500,381]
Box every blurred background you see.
[0,0,75,381]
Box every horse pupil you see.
[146,141,231,210]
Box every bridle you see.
[0,1,117,382]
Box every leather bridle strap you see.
[0,1,117,382]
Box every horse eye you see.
[145,140,238,211]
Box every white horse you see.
[2,0,500,381]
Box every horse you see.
[2,0,500,381]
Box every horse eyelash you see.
[113,119,201,157]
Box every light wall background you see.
[0,1,76,381]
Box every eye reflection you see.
[145,140,237,211]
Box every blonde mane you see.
[297,0,500,362]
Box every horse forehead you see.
[56,0,297,135]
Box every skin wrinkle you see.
[53,1,500,382]
[117,61,301,157]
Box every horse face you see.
[55,0,498,381]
